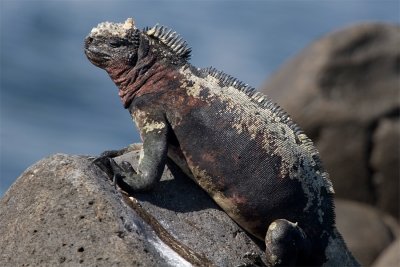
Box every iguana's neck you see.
[106,55,173,108]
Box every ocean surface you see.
[1,1,398,196]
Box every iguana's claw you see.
[112,173,123,188]
[120,161,136,174]
[92,156,114,178]
[93,155,138,191]
[91,149,123,167]
[92,148,130,181]
[99,149,121,158]
[109,160,140,192]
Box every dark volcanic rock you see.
[0,154,167,267]
[261,23,400,219]
[0,149,266,266]
[335,199,399,266]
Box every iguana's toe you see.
[119,160,136,173]
[99,149,122,158]
[105,158,140,192]
[92,156,114,178]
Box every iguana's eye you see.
[109,40,122,48]
[109,39,131,48]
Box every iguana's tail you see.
[322,228,360,267]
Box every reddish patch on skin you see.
[200,152,217,164]
[106,63,132,87]
[175,96,207,126]
[106,56,182,108]
[134,63,178,98]
[229,192,248,205]
[158,81,209,127]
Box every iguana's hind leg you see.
[265,219,311,266]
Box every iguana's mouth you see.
[84,37,112,66]
[84,50,111,67]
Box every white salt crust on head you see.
[90,18,136,38]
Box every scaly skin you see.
[85,18,360,266]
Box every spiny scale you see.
[131,29,140,49]
[203,67,315,149]
[145,24,192,60]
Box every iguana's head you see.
[85,18,192,108]
[84,18,191,69]
[85,18,138,68]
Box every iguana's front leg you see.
[95,113,169,192]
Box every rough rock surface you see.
[335,199,399,266]
[370,118,400,218]
[0,149,267,266]
[372,238,400,267]
[261,23,400,219]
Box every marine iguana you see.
[84,18,360,266]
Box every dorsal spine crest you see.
[145,24,192,60]
[202,67,318,154]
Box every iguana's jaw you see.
[84,41,111,67]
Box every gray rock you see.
[0,150,266,267]
[372,238,400,267]
[335,199,399,266]
[261,23,400,219]
[371,118,400,219]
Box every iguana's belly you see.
[167,142,308,241]
[167,148,264,240]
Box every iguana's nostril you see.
[85,37,93,47]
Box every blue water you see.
[1,1,398,196]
